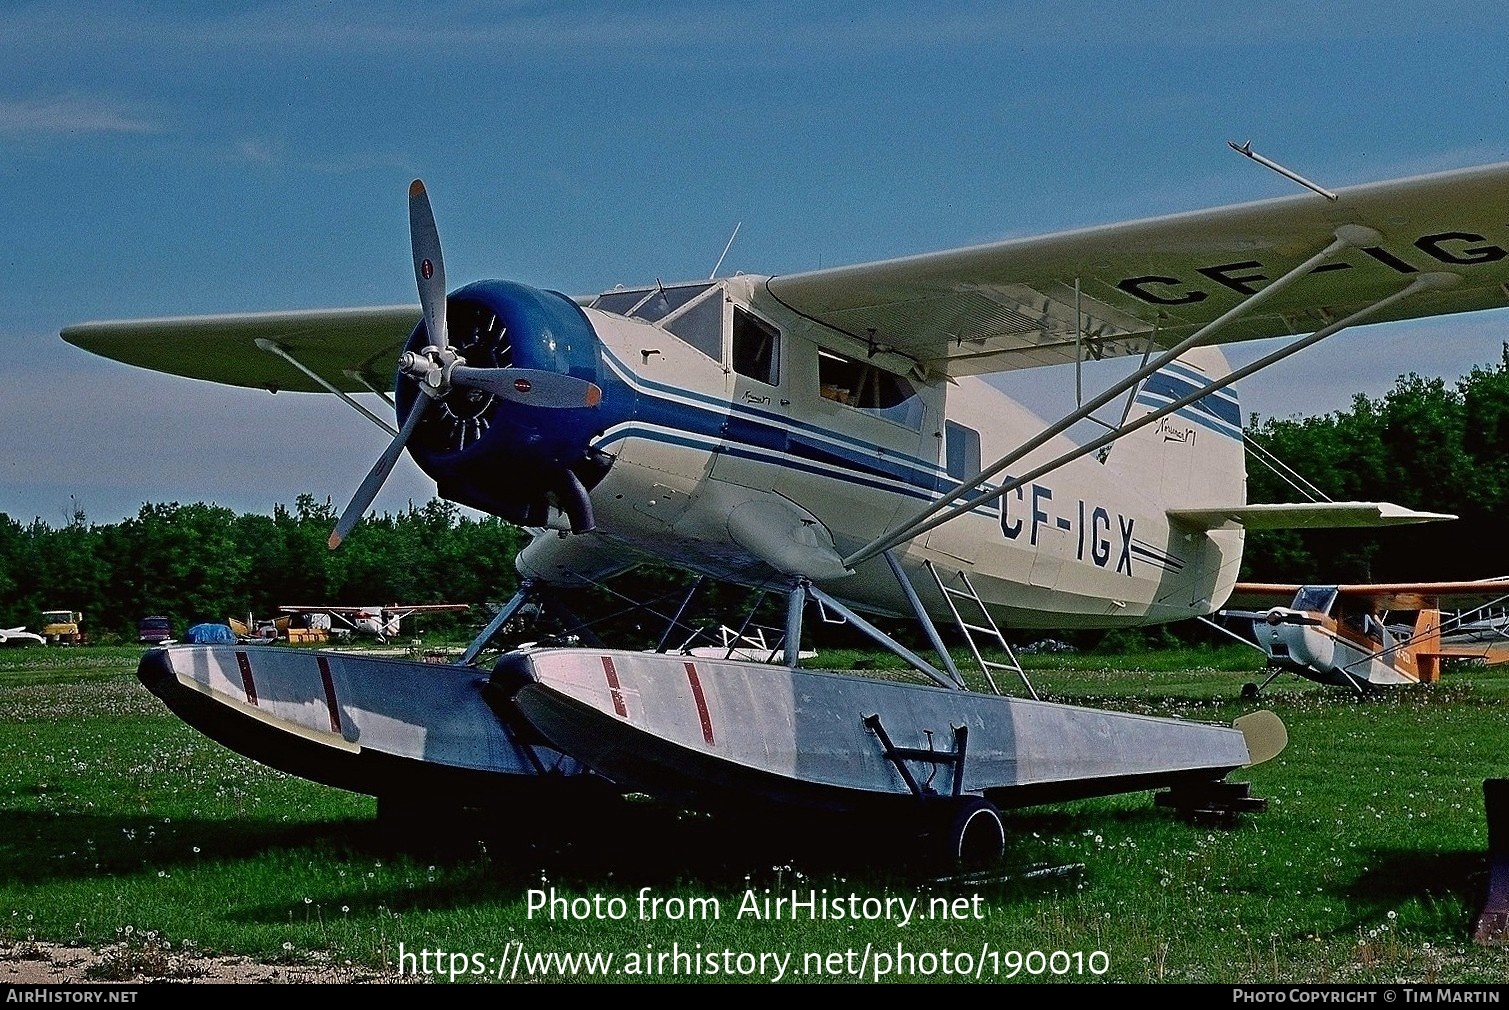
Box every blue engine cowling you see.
[394,279,629,529]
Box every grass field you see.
[4,643,1509,983]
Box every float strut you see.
[457,580,536,667]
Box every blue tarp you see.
[184,623,236,645]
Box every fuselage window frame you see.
[944,420,982,483]
[732,306,781,387]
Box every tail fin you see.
[1107,345,1245,508]
[1412,608,1443,684]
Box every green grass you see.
[4,643,1509,982]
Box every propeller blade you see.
[329,397,430,549]
[408,180,448,353]
[1265,609,1323,627]
[450,365,603,408]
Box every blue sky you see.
[5,2,1509,526]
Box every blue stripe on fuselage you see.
[596,348,1005,515]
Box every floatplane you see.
[62,149,1509,867]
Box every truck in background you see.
[40,610,85,645]
[137,615,174,644]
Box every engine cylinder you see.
[395,280,627,524]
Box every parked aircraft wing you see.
[1229,580,1509,612]
[63,164,1509,388]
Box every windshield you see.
[1291,587,1338,614]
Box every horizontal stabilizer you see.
[1167,501,1455,532]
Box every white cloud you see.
[0,94,157,136]
[235,137,283,165]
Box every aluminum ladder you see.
[924,559,1038,700]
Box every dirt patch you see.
[1,940,425,985]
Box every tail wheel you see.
[944,796,1005,870]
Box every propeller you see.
[328,395,430,549]
[1264,608,1324,628]
[328,180,604,549]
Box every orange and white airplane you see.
[1226,581,1509,694]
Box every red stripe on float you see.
[601,655,628,717]
[316,655,342,734]
[683,662,715,744]
[235,651,258,706]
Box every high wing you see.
[761,162,1509,379]
[62,306,420,393]
[61,162,1509,389]
[379,604,471,619]
[1230,580,1509,612]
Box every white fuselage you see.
[516,277,1247,632]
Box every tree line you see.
[0,495,526,642]
[3,347,1507,642]
[1242,345,1509,585]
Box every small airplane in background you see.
[277,603,470,642]
[0,626,45,647]
[1222,580,1509,696]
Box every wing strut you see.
[1073,277,1083,407]
[344,369,397,408]
[884,550,966,689]
[844,244,1457,568]
[254,338,400,437]
[802,582,960,690]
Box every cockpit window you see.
[589,283,714,322]
[818,348,923,428]
[590,289,646,315]
[590,284,725,363]
[665,291,723,361]
[1292,586,1339,614]
[732,307,780,385]
[632,283,711,323]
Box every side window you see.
[818,347,923,428]
[732,307,780,385]
[945,421,981,483]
